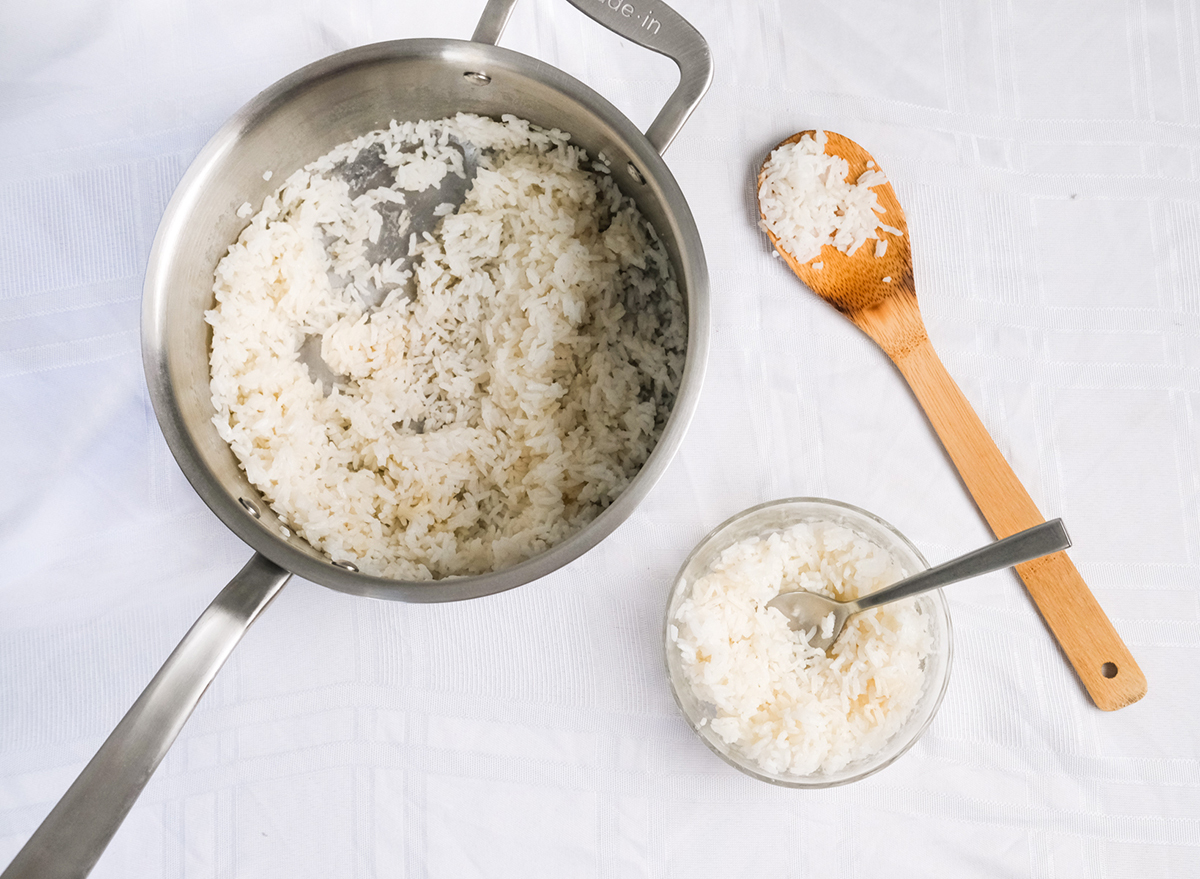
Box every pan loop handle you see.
[472,0,712,155]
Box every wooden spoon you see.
[758,130,1146,710]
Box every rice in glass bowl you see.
[663,497,952,787]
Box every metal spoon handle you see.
[853,519,1071,613]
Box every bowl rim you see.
[662,496,955,788]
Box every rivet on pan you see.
[627,162,646,184]
[463,71,492,86]
[332,560,359,572]
[239,497,261,518]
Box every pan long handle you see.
[2,554,291,879]
[472,0,713,154]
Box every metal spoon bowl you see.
[767,518,1071,651]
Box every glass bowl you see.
[663,497,953,787]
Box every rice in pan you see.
[207,113,686,579]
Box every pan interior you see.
[143,39,706,602]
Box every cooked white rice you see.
[207,113,686,579]
[758,130,898,264]
[669,520,932,777]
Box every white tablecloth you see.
[2,0,1196,876]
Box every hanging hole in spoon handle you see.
[472,0,713,155]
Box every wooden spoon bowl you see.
[758,131,1147,710]
[761,132,913,314]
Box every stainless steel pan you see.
[3,1,711,876]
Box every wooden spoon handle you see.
[894,339,1146,710]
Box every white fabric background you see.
[2,0,1197,876]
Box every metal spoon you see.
[766,518,1071,651]
[757,131,1147,710]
